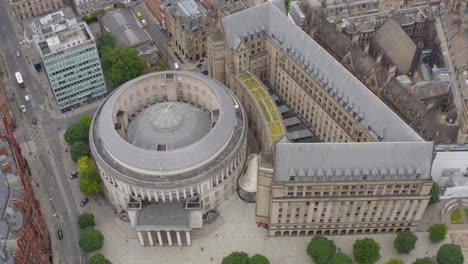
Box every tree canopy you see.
[77,157,101,196]
[102,45,146,89]
[88,253,112,264]
[387,259,405,264]
[96,32,117,55]
[436,244,464,264]
[306,236,336,264]
[328,253,353,264]
[429,182,440,204]
[394,231,418,254]
[80,115,93,129]
[71,141,90,162]
[221,252,249,264]
[79,227,104,252]
[64,123,88,145]
[412,257,436,264]
[428,223,447,243]
[250,254,270,264]
[78,213,95,229]
[353,238,381,264]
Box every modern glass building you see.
[34,11,106,111]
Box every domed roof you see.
[150,103,185,132]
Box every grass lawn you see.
[451,209,463,224]
[258,101,271,122]
[464,209,468,221]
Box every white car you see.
[24,95,31,102]
[20,105,26,112]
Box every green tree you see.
[71,141,90,162]
[79,227,104,252]
[306,236,336,264]
[77,157,101,196]
[88,253,112,264]
[284,0,291,13]
[387,259,405,264]
[96,32,117,54]
[80,115,93,129]
[77,213,95,229]
[436,244,464,264]
[250,254,269,264]
[413,257,436,264]
[394,231,418,254]
[429,182,440,204]
[428,224,447,243]
[353,238,381,264]
[221,252,249,264]
[102,46,146,88]
[114,2,125,8]
[328,253,353,264]
[64,123,88,145]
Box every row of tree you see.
[222,252,270,264]
[97,32,146,89]
[305,223,461,264]
[78,213,112,263]
[64,115,102,196]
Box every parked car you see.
[20,105,26,112]
[196,63,202,68]
[70,171,78,179]
[31,117,37,125]
[24,95,31,102]
[202,70,208,75]
[80,197,90,207]
[57,229,63,240]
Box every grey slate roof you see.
[374,18,417,74]
[94,71,238,175]
[136,201,190,231]
[274,142,434,182]
[101,8,149,47]
[221,2,423,143]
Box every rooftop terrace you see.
[239,72,285,144]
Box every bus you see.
[15,72,24,88]
[136,12,143,20]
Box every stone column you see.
[157,231,163,246]
[176,190,180,201]
[147,190,152,201]
[137,231,145,246]
[176,231,182,246]
[154,191,159,202]
[147,231,154,246]
[185,231,191,246]
[169,192,173,202]
[183,189,187,199]
[167,231,173,246]
[162,191,166,202]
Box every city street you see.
[0,1,95,263]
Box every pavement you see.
[92,193,447,264]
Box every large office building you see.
[10,0,63,20]
[33,11,106,112]
[208,0,434,236]
[71,0,117,15]
[90,71,248,246]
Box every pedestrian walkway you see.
[94,194,444,264]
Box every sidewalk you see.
[94,194,444,264]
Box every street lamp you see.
[49,198,57,217]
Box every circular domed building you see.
[90,71,248,246]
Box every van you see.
[16,51,20,57]
[24,95,31,102]
[20,105,26,112]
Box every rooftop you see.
[274,142,434,182]
[221,2,423,142]
[239,72,285,144]
[178,0,202,16]
[135,201,190,230]
[126,102,212,151]
[101,8,150,47]
[374,18,417,74]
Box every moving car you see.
[31,117,37,125]
[70,171,78,179]
[16,51,20,57]
[20,105,26,112]
[80,197,90,207]
[24,95,31,102]
[57,229,63,240]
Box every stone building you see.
[10,0,63,20]
[71,0,117,15]
[90,71,248,246]
[208,0,434,236]
[145,0,176,34]
[172,0,216,61]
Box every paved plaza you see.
[89,193,448,264]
